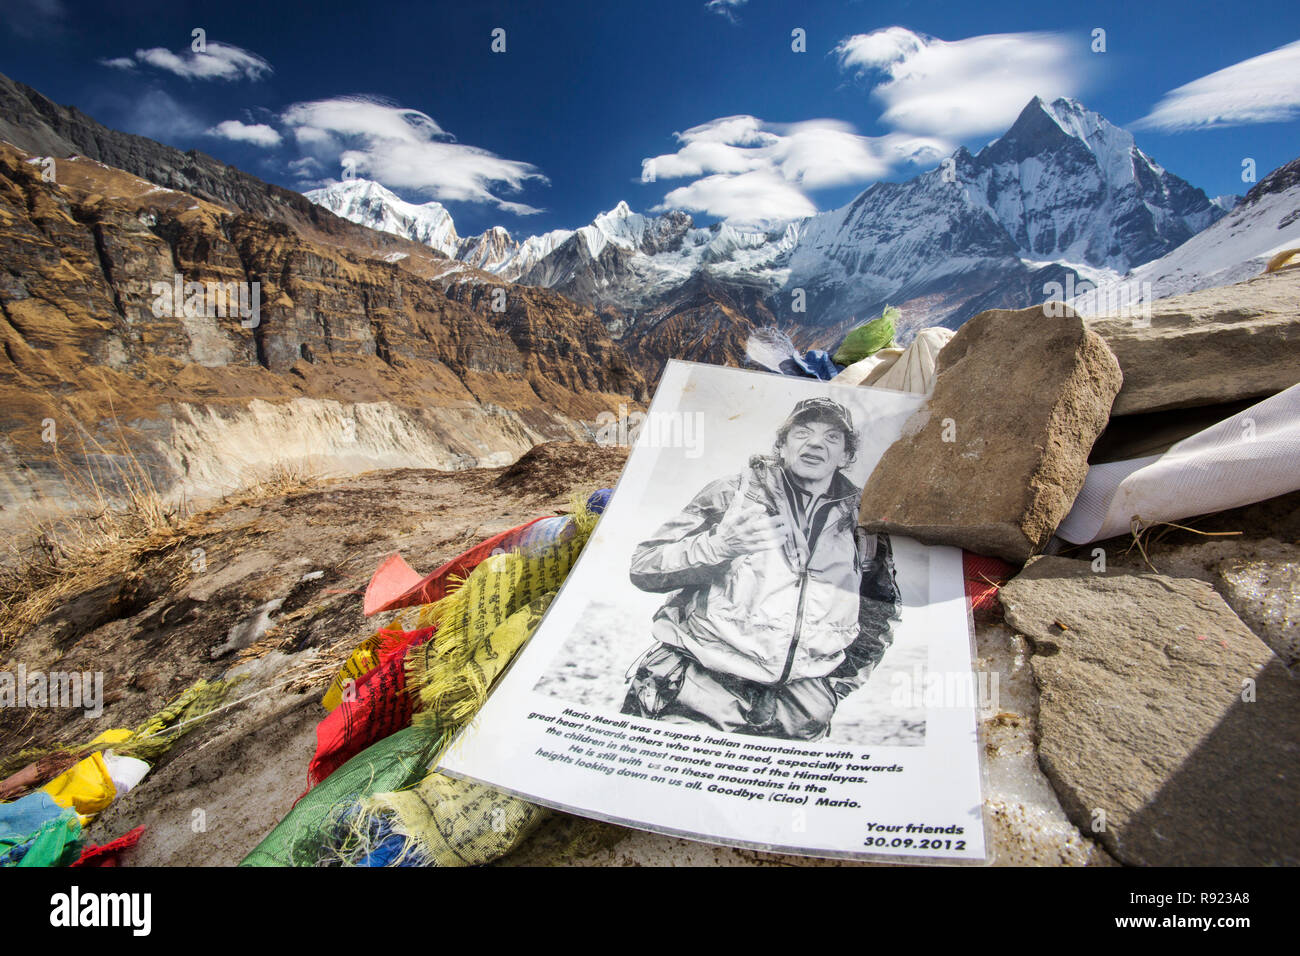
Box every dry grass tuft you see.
[231,461,318,505]
[1123,516,1243,573]
[0,415,315,654]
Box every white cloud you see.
[834,27,1084,139]
[288,156,323,175]
[705,0,747,20]
[207,119,282,147]
[642,114,947,226]
[281,95,546,214]
[108,41,272,81]
[1133,40,1300,131]
[284,156,329,189]
[284,97,447,145]
[644,28,1085,225]
[656,171,817,226]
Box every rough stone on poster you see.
[999,555,1300,866]
[857,304,1122,563]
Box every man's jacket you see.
[629,454,900,691]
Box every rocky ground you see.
[1011,506,1299,865]
[854,279,1298,866]
[0,443,627,863]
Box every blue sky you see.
[3,0,1298,237]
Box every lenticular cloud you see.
[282,95,547,214]
[642,114,946,227]
[1133,39,1300,131]
[834,27,1083,140]
[106,41,274,82]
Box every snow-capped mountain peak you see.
[963,96,1222,271]
[457,225,517,272]
[305,179,460,258]
[1039,97,1127,156]
[578,200,655,257]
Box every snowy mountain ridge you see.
[307,96,1248,337]
[305,179,461,258]
[1070,155,1300,314]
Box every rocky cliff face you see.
[0,142,644,527]
[617,273,783,383]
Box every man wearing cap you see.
[622,397,900,741]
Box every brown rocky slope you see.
[0,142,645,529]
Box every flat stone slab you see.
[1101,533,1300,670]
[859,305,1121,563]
[1000,555,1300,866]
[1089,267,1300,416]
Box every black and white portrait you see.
[446,362,988,862]
[533,364,934,747]
[618,397,901,742]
